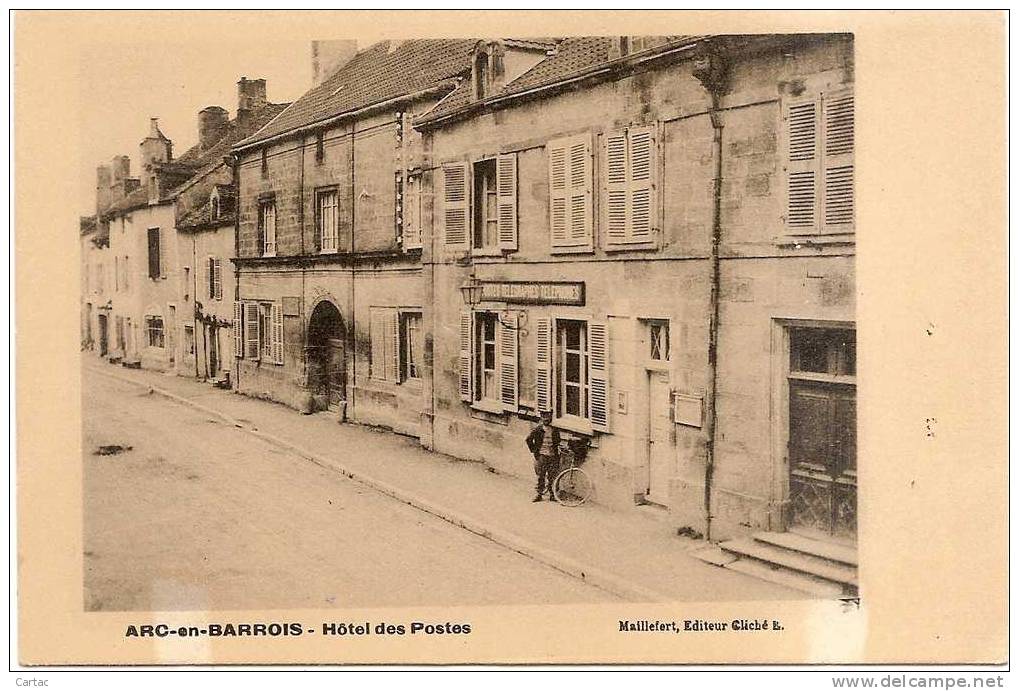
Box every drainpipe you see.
[692,47,730,542]
[232,153,242,392]
[348,122,357,420]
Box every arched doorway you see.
[307,300,346,414]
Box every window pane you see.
[565,385,581,416]
[564,322,580,350]
[838,333,856,375]
[791,328,829,373]
[565,351,581,383]
[483,315,495,341]
[484,343,496,369]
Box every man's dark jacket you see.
[526,424,561,458]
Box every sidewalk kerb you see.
[89,363,672,603]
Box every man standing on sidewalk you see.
[526,410,560,503]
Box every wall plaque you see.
[673,393,704,428]
[479,281,585,306]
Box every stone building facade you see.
[414,34,855,542]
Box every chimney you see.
[237,77,267,116]
[96,164,112,214]
[311,40,358,86]
[198,106,230,149]
[111,155,130,182]
[140,117,172,170]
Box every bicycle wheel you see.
[554,467,593,507]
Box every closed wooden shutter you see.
[627,124,656,242]
[549,134,593,248]
[785,96,821,232]
[147,228,161,279]
[604,129,628,245]
[588,321,610,432]
[535,317,552,412]
[271,302,283,364]
[386,310,400,382]
[233,301,243,358]
[822,88,854,232]
[496,153,517,251]
[207,257,215,299]
[244,302,260,360]
[370,309,386,381]
[498,313,518,411]
[443,162,469,250]
[459,310,473,402]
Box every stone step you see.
[754,531,858,567]
[689,544,737,567]
[720,538,858,588]
[725,557,845,599]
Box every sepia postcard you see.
[12,10,1008,667]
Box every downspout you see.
[299,134,307,408]
[693,48,730,542]
[192,233,199,378]
[348,122,357,420]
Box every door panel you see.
[327,338,345,409]
[647,371,673,504]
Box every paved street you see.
[83,368,616,611]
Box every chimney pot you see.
[237,77,267,116]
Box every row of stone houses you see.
[82,35,856,585]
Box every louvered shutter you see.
[459,310,473,402]
[443,162,470,250]
[214,259,223,300]
[548,140,569,246]
[496,153,518,251]
[271,303,283,364]
[535,317,552,412]
[627,124,656,242]
[207,257,215,299]
[785,96,821,232]
[233,301,243,358]
[498,313,518,411]
[244,302,260,360]
[822,89,854,233]
[588,321,610,432]
[386,310,400,382]
[370,309,386,381]
[604,129,628,245]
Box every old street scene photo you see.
[80,34,856,610]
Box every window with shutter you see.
[498,313,518,411]
[317,189,339,253]
[785,88,854,235]
[244,302,260,360]
[548,134,593,249]
[233,301,243,358]
[147,228,161,279]
[443,162,469,250]
[385,310,400,382]
[496,153,518,251]
[603,125,658,247]
[207,257,215,299]
[270,303,283,364]
[214,258,223,300]
[535,317,552,412]
[260,200,277,256]
[459,311,473,402]
[370,308,387,381]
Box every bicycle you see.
[552,440,593,507]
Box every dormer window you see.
[210,189,221,221]
[474,51,489,100]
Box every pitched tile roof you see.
[104,186,150,216]
[235,39,479,148]
[418,35,699,127]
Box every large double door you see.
[787,327,856,540]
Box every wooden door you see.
[97,314,108,356]
[646,370,673,505]
[789,380,857,539]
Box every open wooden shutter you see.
[627,124,656,242]
[385,310,400,382]
[588,321,610,432]
[459,310,473,402]
[206,257,215,299]
[822,88,854,233]
[535,317,552,412]
[370,309,386,380]
[498,313,518,411]
[271,302,283,364]
[443,162,470,251]
[403,176,422,250]
[233,301,243,358]
[496,153,517,251]
[603,129,628,246]
[214,258,223,300]
[244,302,260,360]
[785,96,821,232]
